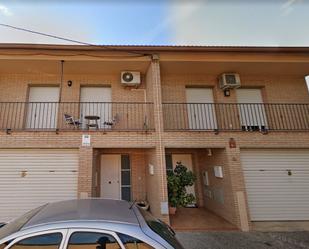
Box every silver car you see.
[0,199,184,249]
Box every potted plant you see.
[167,161,196,214]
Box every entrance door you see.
[100,154,121,199]
[172,154,196,205]
[186,88,217,130]
[80,87,111,129]
[236,89,267,131]
[26,87,59,129]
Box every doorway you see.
[186,88,217,130]
[80,86,112,129]
[26,86,59,129]
[167,153,196,205]
[236,88,267,131]
[100,154,121,199]
[100,154,131,201]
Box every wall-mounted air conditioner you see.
[121,71,141,86]
[219,73,241,89]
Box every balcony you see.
[163,103,309,131]
[0,102,154,131]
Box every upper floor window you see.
[236,88,267,131]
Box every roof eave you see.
[0,43,309,53]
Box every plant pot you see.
[169,206,177,215]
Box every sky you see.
[0,0,309,46]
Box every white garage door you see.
[0,149,78,222]
[241,149,309,221]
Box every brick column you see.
[225,145,250,231]
[145,57,169,223]
[78,146,93,198]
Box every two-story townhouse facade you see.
[0,44,308,231]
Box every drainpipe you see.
[58,60,64,103]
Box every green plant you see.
[167,162,197,208]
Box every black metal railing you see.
[163,103,309,131]
[0,102,154,131]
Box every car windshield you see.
[138,208,184,249]
[0,205,45,241]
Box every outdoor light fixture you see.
[6,128,12,135]
[67,80,73,87]
[207,148,212,156]
[224,89,230,97]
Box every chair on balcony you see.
[103,113,119,127]
[64,114,82,129]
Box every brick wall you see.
[161,74,309,103]
[198,148,238,225]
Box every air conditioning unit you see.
[219,73,241,89]
[121,71,141,86]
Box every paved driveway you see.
[177,231,309,249]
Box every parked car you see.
[0,199,184,249]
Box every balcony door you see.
[186,88,217,130]
[236,88,267,131]
[26,86,59,129]
[80,87,111,129]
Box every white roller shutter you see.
[0,149,78,222]
[241,149,309,221]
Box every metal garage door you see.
[0,149,78,222]
[241,149,309,221]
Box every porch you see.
[91,148,167,221]
[166,148,239,230]
[171,207,237,231]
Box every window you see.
[9,233,62,249]
[121,154,131,201]
[165,154,173,175]
[118,233,154,249]
[67,232,120,249]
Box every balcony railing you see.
[0,102,154,131]
[163,103,309,131]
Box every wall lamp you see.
[224,89,230,97]
[67,80,73,87]
[6,128,12,135]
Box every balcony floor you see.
[170,207,237,231]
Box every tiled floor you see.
[170,207,237,231]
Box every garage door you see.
[241,149,309,221]
[0,149,78,222]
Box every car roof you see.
[22,199,139,229]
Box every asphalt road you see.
[176,231,309,249]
